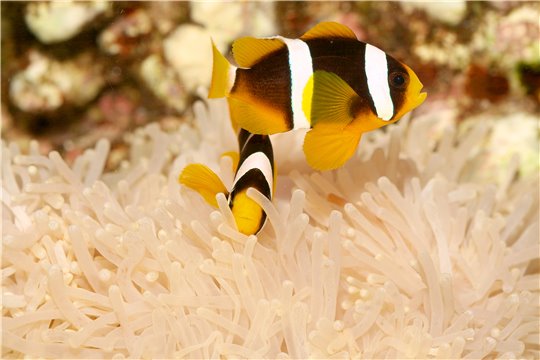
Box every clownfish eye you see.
[389,72,408,89]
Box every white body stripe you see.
[278,37,313,130]
[365,44,394,121]
[232,151,274,197]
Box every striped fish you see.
[209,22,427,170]
[179,128,275,235]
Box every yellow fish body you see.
[209,22,427,170]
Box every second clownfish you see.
[179,128,275,235]
[209,21,427,170]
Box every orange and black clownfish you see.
[179,128,275,235]
[209,22,427,170]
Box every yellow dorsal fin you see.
[303,123,362,171]
[300,22,357,41]
[179,164,228,208]
[228,97,290,135]
[310,71,358,127]
[232,37,284,68]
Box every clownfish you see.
[179,128,275,235]
[209,22,427,170]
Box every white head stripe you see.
[365,44,394,121]
[232,151,274,197]
[278,37,312,130]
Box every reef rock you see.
[9,51,104,113]
[163,24,212,92]
[140,54,187,113]
[402,1,467,26]
[191,1,276,50]
[25,1,109,44]
[98,8,152,57]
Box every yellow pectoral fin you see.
[228,97,289,135]
[310,71,359,128]
[178,164,228,208]
[232,37,284,68]
[303,124,362,171]
[230,190,264,235]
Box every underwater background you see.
[2,2,540,359]
[2,1,539,172]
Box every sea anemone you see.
[2,92,538,358]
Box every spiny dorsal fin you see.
[310,71,359,128]
[300,22,357,41]
[232,37,284,68]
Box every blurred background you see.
[1,1,539,170]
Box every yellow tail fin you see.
[179,164,228,208]
[208,41,235,99]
